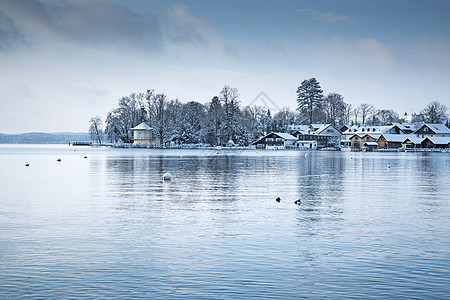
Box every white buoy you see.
[163,172,172,181]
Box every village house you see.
[293,132,330,149]
[296,140,317,150]
[414,123,450,138]
[131,122,160,147]
[251,132,297,149]
[349,133,381,150]
[315,124,342,148]
[377,134,412,149]
[421,137,450,149]
[288,123,343,149]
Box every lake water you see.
[0,144,449,299]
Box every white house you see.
[315,124,342,147]
[131,122,160,146]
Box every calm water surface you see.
[0,145,449,299]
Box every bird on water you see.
[163,172,172,181]
[276,197,281,203]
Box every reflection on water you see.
[0,145,449,299]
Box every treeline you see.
[98,86,289,146]
[90,80,448,146]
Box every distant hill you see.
[0,132,91,144]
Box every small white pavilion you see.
[131,122,160,146]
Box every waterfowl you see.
[294,199,301,205]
[163,172,172,181]
[276,197,281,203]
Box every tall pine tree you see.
[296,78,323,124]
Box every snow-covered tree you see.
[151,93,168,146]
[105,109,128,143]
[273,107,297,132]
[89,116,103,144]
[321,93,347,125]
[205,96,223,146]
[357,103,373,125]
[242,105,265,142]
[296,78,324,124]
[421,101,448,123]
[377,109,399,125]
[220,85,240,143]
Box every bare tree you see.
[421,101,448,123]
[151,93,168,146]
[89,116,103,144]
[357,103,373,125]
[377,109,399,124]
[220,85,240,142]
[273,107,296,131]
[343,103,352,125]
[352,107,360,125]
[322,93,346,125]
[367,107,379,125]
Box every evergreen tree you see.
[296,78,323,124]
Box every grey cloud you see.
[169,23,208,45]
[166,4,209,47]
[1,0,163,51]
[0,10,25,51]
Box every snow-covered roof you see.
[344,124,401,134]
[252,132,297,145]
[131,122,153,130]
[415,123,450,134]
[402,136,423,144]
[364,142,378,146]
[380,134,411,143]
[274,132,297,140]
[349,133,381,139]
[424,136,450,145]
[316,124,341,134]
[287,125,310,131]
[310,123,326,131]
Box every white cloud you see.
[297,8,349,22]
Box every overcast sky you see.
[1,0,449,133]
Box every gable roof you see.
[287,125,310,132]
[344,124,405,134]
[252,132,297,145]
[402,136,423,144]
[379,134,411,143]
[131,122,153,130]
[274,132,297,140]
[316,124,342,134]
[423,136,450,145]
[414,123,450,134]
[349,133,381,140]
[310,123,326,131]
